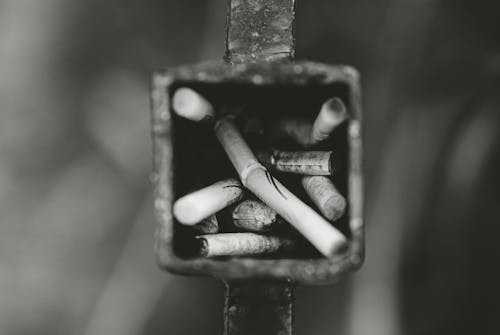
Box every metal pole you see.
[223,1,296,334]
[225,0,295,64]
[224,281,294,335]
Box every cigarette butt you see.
[172,88,214,121]
[173,178,244,225]
[262,150,333,175]
[232,200,282,232]
[192,214,220,234]
[195,233,295,257]
[310,97,347,143]
[214,117,347,257]
[302,176,346,221]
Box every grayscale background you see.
[0,0,499,334]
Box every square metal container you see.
[150,60,364,284]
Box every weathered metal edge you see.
[150,60,364,285]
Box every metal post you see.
[224,281,294,335]
[225,0,295,64]
[223,1,296,334]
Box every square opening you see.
[170,81,351,260]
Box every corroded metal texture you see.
[152,1,363,333]
[225,0,295,64]
[150,60,364,285]
[224,281,294,335]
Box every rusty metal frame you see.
[150,60,364,285]
[151,1,363,333]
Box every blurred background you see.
[1,0,500,334]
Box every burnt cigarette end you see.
[232,200,282,232]
[324,97,347,118]
[192,214,219,234]
[328,153,334,174]
[197,238,210,257]
[195,233,296,257]
[328,238,349,255]
[255,151,274,170]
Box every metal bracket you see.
[225,0,295,64]
[150,1,364,334]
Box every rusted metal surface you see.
[225,0,295,63]
[151,48,364,335]
[224,281,294,335]
[151,1,363,333]
[150,60,364,284]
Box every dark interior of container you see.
[170,81,351,259]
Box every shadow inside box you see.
[172,83,351,260]
[151,61,363,283]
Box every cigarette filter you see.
[302,176,346,221]
[172,87,214,121]
[268,150,333,175]
[173,178,244,225]
[232,199,282,232]
[214,117,347,257]
[310,97,347,143]
[196,233,295,257]
[192,214,220,234]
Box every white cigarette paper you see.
[173,178,244,225]
[232,199,282,232]
[196,233,295,257]
[310,97,347,143]
[172,87,214,121]
[214,117,347,257]
[302,176,346,221]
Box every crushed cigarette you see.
[196,233,295,257]
[232,199,282,232]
